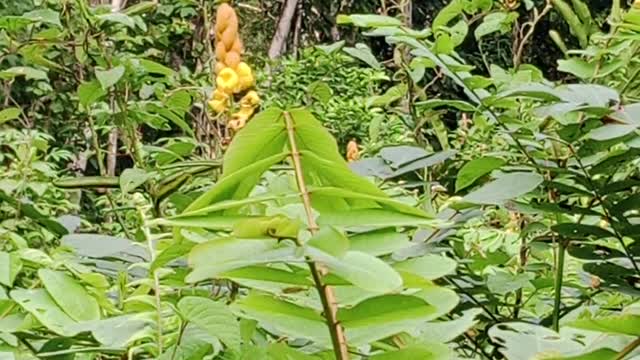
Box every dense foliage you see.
[1,0,640,359]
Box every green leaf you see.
[67,315,149,348]
[307,226,349,258]
[222,266,313,286]
[77,80,106,107]
[232,215,300,240]
[0,108,21,124]
[222,108,287,177]
[463,172,543,205]
[231,293,329,345]
[475,12,518,40]
[552,223,613,239]
[349,229,411,256]
[178,296,241,350]
[369,343,451,359]
[119,168,151,193]
[10,289,77,336]
[455,156,506,192]
[416,99,476,112]
[307,81,332,104]
[557,58,596,79]
[151,241,195,272]
[432,0,463,30]
[187,238,297,283]
[343,43,381,69]
[487,271,532,295]
[418,308,482,343]
[489,322,585,359]
[336,14,402,27]
[38,269,100,322]
[366,84,407,108]
[96,66,125,90]
[139,59,175,76]
[339,295,437,345]
[22,9,61,27]
[0,252,21,287]
[567,314,640,336]
[587,124,637,141]
[97,13,135,28]
[306,248,402,293]
[318,209,433,228]
[394,255,457,280]
[0,66,48,81]
[184,152,288,212]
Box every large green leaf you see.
[394,255,457,280]
[231,293,329,345]
[336,14,402,27]
[488,322,609,360]
[67,314,149,348]
[349,229,411,256]
[77,80,106,107]
[369,343,451,359]
[95,66,125,89]
[289,108,345,165]
[0,252,21,287]
[455,156,506,192]
[418,308,482,343]
[10,289,77,336]
[318,209,433,227]
[339,295,437,345]
[187,238,298,283]
[0,108,21,125]
[307,226,349,258]
[343,43,382,69]
[178,296,241,350]
[567,314,640,336]
[306,248,402,293]
[463,172,543,205]
[38,269,100,322]
[184,152,288,212]
[223,108,287,176]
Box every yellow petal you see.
[240,91,260,107]
[208,99,227,113]
[216,68,239,93]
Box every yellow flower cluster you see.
[207,3,260,132]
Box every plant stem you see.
[283,111,349,360]
[552,239,567,332]
[138,205,164,354]
[616,337,640,360]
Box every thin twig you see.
[616,337,640,360]
[283,111,349,360]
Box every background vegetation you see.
[1,0,640,359]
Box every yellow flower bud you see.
[240,91,260,107]
[235,62,254,91]
[208,99,227,113]
[216,68,239,93]
[212,88,228,101]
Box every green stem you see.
[552,239,567,332]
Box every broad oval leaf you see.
[38,269,100,322]
[178,296,241,350]
[463,172,543,205]
[455,156,506,192]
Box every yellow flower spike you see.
[216,67,239,94]
[240,91,260,107]
[235,62,255,91]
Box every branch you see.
[268,0,299,59]
[283,111,349,360]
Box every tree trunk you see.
[268,0,299,59]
